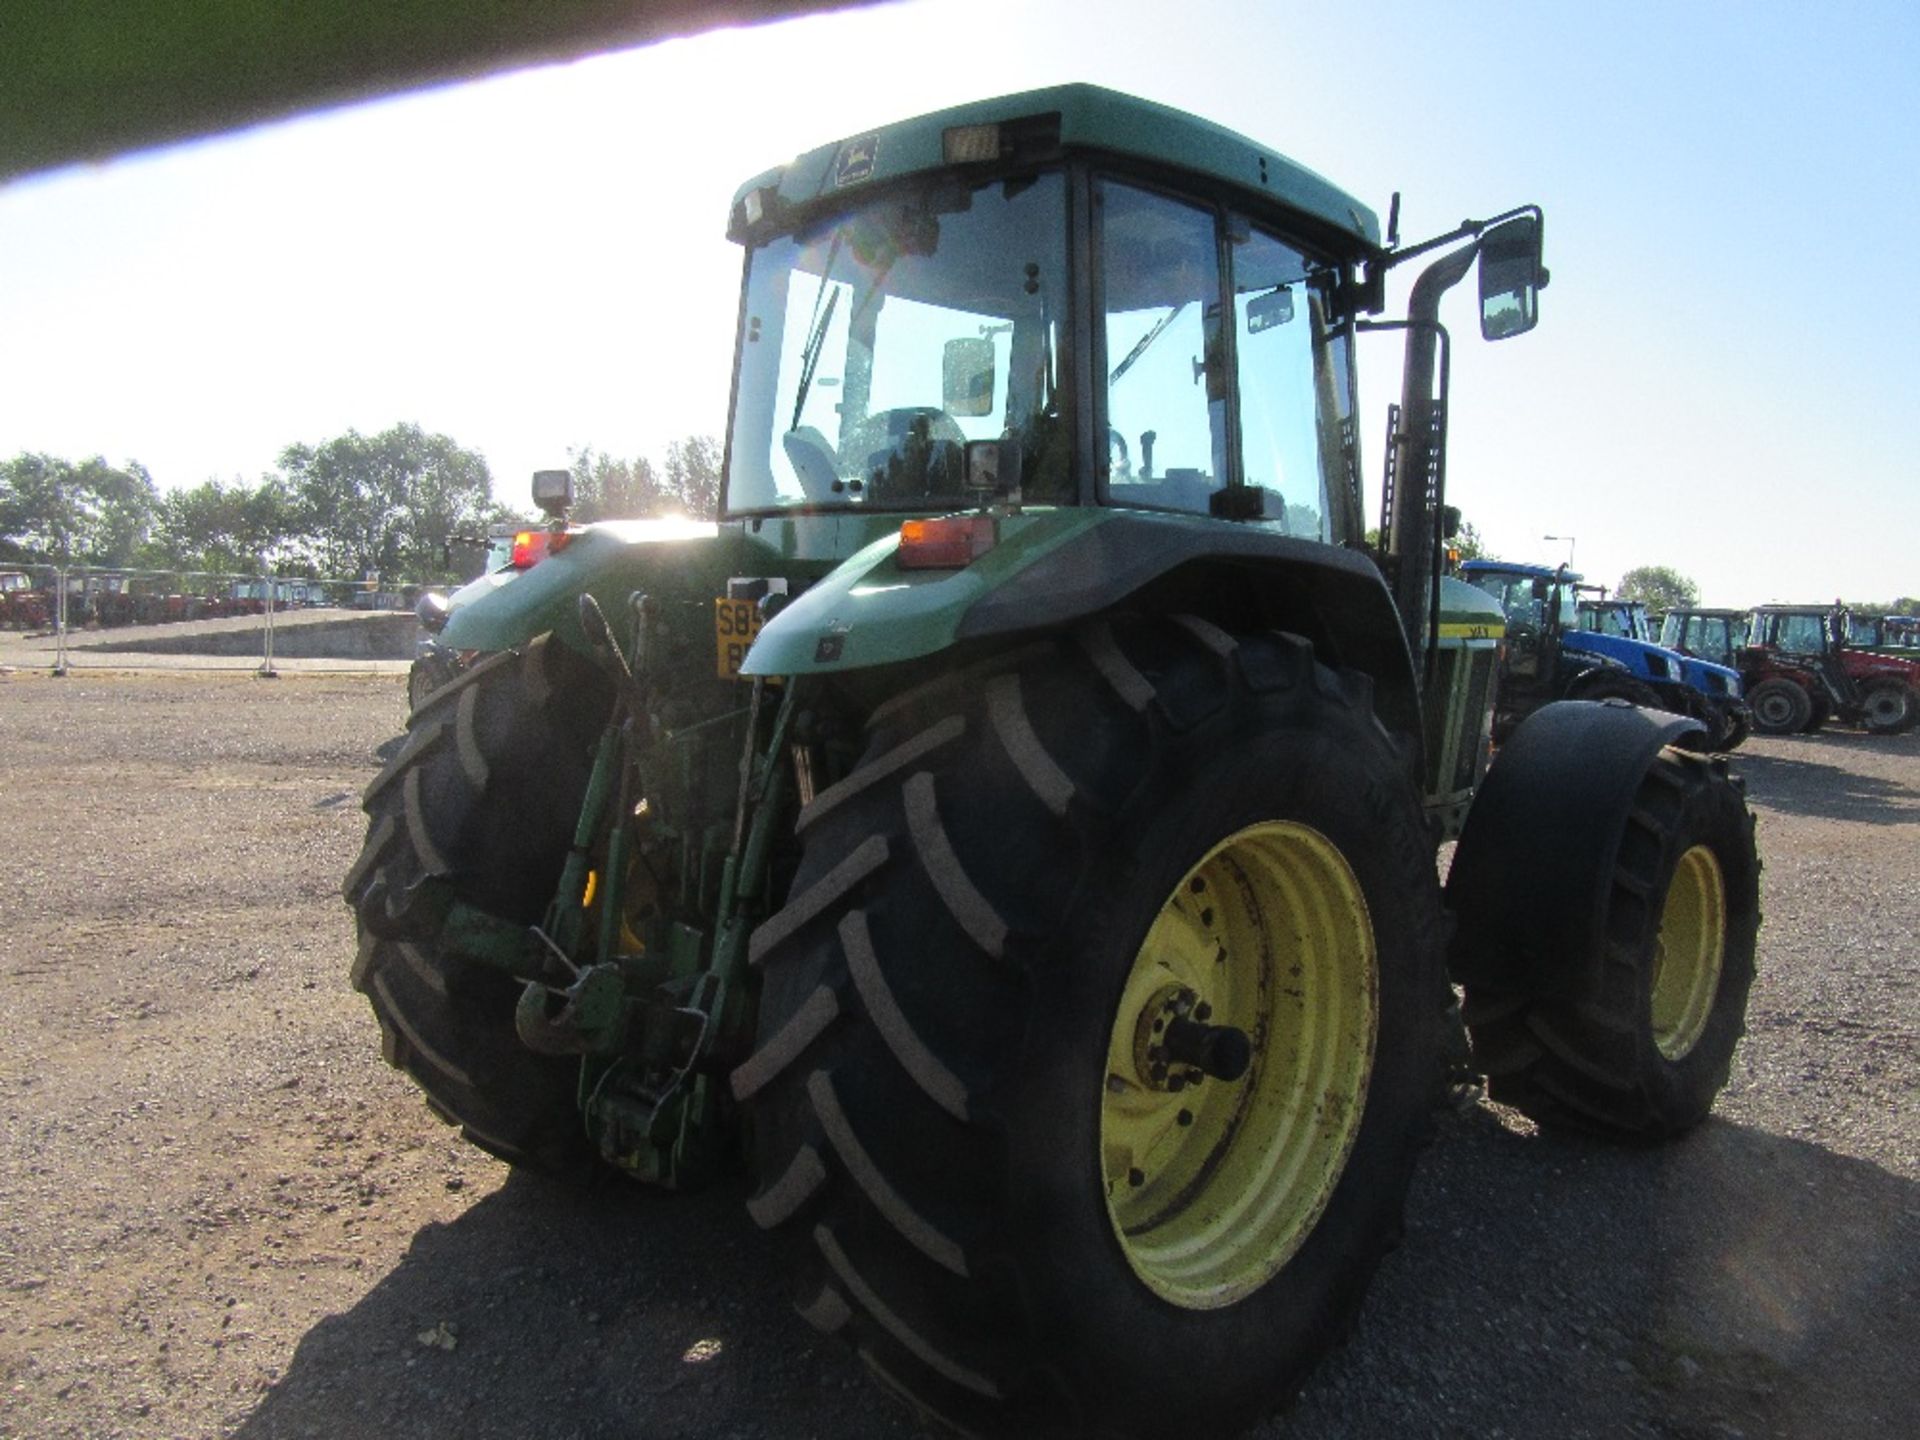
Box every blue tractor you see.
[1577,591,1749,749]
[1459,561,1749,749]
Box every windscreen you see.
[725,172,1067,513]
[1466,572,1570,630]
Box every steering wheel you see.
[1108,426,1132,481]
[841,407,967,499]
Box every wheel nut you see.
[1128,1167,1145,1187]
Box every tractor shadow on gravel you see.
[231,1111,1918,1440]
[1733,739,1920,825]
[229,1168,918,1440]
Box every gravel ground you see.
[0,671,1913,1440]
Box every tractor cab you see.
[1844,612,1920,658]
[1458,559,1576,678]
[723,93,1381,539]
[1576,592,1653,643]
[1748,606,1846,686]
[1659,607,1750,668]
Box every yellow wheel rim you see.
[1650,844,1726,1061]
[1100,821,1377,1309]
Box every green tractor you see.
[345,86,1760,1437]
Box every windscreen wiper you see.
[789,229,847,432]
[1109,301,1189,386]
[789,286,841,433]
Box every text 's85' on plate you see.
[714,597,766,679]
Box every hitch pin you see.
[528,926,581,980]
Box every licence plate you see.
[714,597,765,679]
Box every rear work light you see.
[897,514,996,570]
[943,124,1001,164]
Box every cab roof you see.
[729,83,1381,252]
[1459,559,1582,584]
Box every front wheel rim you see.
[1100,821,1378,1309]
[1754,690,1795,727]
[1649,844,1727,1060]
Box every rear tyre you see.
[1860,680,1913,735]
[1462,749,1759,1139]
[735,618,1445,1437]
[344,635,609,1171]
[1747,678,1811,735]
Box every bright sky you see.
[3,0,1916,605]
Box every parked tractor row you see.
[0,569,418,633]
[1456,560,1750,748]
[1663,604,1920,735]
[1453,559,1918,744]
[345,86,1764,1439]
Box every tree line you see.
[1615,565,1915,617]
[0,424,721,584]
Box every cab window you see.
[1229,220,1339,540]
[1099,182,1225,515]
[1774,614,1825,654]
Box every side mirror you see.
[963,436,1022,503]
[531,468,575,518]
[1245,287,1295,334]
[1478,215,1545,341]
[942,337,996,417]
[1440,504,1462,540]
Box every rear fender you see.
[442,519,744,656]
[1446,700,1706,998]
[742,506,1423,752]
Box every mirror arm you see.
[1374,204,1543,275]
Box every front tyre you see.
[1462,747,1759,1138]
[1714,704,1751,752]
[734,619,1444,1437]
[1860,680,1913,735]
[1747,677,1810,735]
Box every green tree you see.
[152,476,299,573]
[279,423,494,582]
[567,447,668,522]
[1453,519,1487,562]
[1616,564,1699,613]
[663,435,722,519]
[0,452,158,565]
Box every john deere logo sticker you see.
[833,135,878,188]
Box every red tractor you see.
[1742,605,1920,735]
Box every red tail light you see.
[506,533,552,572]
[897,514,996,570]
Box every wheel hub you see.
[1101,821,1378,1310]
[1129,984,1253,1093]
